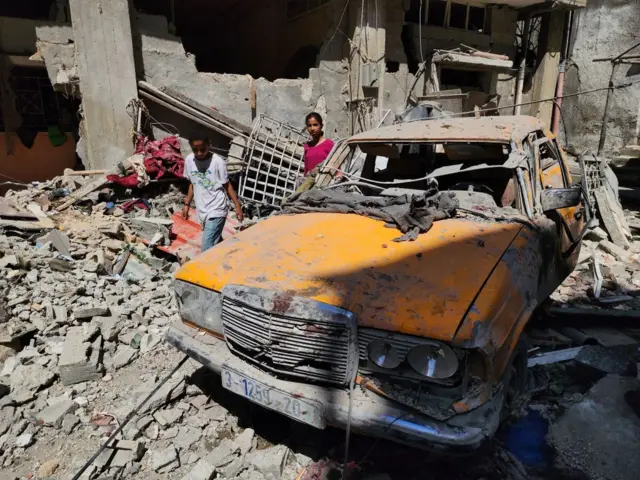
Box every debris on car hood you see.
[281,188,458,242]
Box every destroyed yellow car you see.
[167,116,587,450]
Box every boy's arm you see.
[224,182,244,222]
[182,183,194,219]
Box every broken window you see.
[514,15,543,89]
[286,0,329,21]
[448,3,467,29]
[468,6,486,33]
[439,68,487,92]
[427,0,447,27]
[405,0,487,33]
[1,67,76,133]
[341,141,520,210]
[532,131,568,189]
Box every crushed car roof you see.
[349,115,546,144]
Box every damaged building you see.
[1,0,587,177]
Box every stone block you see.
[180,458,215,480]
[74,306,109,320]
[32,399,76,428]
[58,326,103,385]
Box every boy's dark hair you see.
[189,132,210,144]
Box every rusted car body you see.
[167,116,586,450]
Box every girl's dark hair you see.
[305,112,323,126]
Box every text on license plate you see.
[221,366,325,429]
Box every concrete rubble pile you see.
[0,174,305,480]
[550,208,640,310]
[550,154,640,312]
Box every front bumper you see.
[166,321,503,451]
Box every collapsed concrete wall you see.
[563,0,640,155]
[135,14,350,139]
[34,22,77,94]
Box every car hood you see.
[176,213,523,342]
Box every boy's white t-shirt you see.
[183,153,229,224]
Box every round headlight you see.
[367,339,402,369]
[407,343,458,379]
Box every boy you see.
[182,134,244,252]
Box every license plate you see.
[221,366,325,429]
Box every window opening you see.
[439,68,484,91]
[2,67,76,132]
[449,3,467,29]
[468,6,485,32]
[406,0,486,33]
[427,0,447,27]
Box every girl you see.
[303,112,334,176]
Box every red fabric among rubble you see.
[107,135,184,187]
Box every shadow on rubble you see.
[189,364,592,480]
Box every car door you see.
[533,132,585,272]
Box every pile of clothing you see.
[107,135,184,188]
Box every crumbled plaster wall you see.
[34,22,77,94]
[135,14,351,139]
[34,12,351,142]
[563,0,640,155]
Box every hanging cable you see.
[319,0,351,60]
[418,0,425,63]
[341,362,358,480]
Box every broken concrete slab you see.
[595,185,630,249]
[14,433,34,448]
[36,230,71,257]
[111,345,137,370]
[149,445,179,472]
[74,306,109,320]
[598,240,630,262]
[95,316,121,341]
[140,333,162,353]
[107,439,146,461]
[575,345,639,376]
[208,438,239,468]
[245,445,289,480]
[53,305,68,324]
[58,326,103,385]
[32,399,76,428]
[9,364,56,396]
[174,425,203,450]
[153,408,183,427]
[180,458,216,480]
[233,427,255,455]
[139,375,186,415]
[549,375,640,480]
[62,413,80,434]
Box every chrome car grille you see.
[221,290,357,385]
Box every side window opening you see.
[533,131,567,189]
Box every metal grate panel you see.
[579,153,605,221]
[238,114,307,207]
